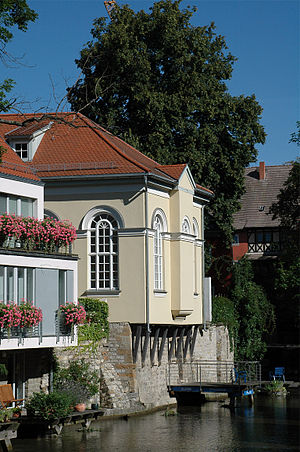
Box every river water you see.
[13,395,299,451]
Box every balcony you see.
[0,309,79,350]
[247,229,282,255]
[248,241,281,254]
[0,214,76,256]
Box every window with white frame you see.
[153,214,163,290]
[89,213,119,290]
[0,193,35,217]
[0,266,34,304]
[193,218,199,295]
[15,143,28,161]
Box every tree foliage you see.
[212,295,239,351]
[269,158,300,339]
[231,258,275,361]
[68,0,265,241]
[0,0,37,113]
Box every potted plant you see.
[11,407,22,418]
[54,359,99,410]
[58,302,86,334]
[19,301,43,336]
[0,302,22,336]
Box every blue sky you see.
[3,0,299,165]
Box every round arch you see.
[80,205,125,230]
[151,208,168,232]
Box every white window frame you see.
[15,142,29,161]
[153,214,164,291]
[0,193,36,217]
[89,213,119,291]
[0,265,35,304]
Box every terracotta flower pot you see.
[74,403,86,412]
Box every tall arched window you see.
[89,213,118,290]
[193,218,199,294]
[153,214,163,290]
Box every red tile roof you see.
[0,113,212,195]
[0,136,40,182]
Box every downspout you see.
[201,205,207,331]
[144,175,151,333]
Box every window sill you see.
[84,289,121,297]
[154,289,167,297]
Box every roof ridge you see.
[159,163,187,168]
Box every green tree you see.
[68,0,265,241]
[270,159,300,341]
[0,0,37,113]
[231,258,275,361]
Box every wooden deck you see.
[17,409,104,437]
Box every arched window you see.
[153,214,163,290]
[89,213,118,290]
[193,218,199,294]
[182,217,191,234]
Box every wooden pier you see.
[167,361,260,407]
[17,409,104,437]
[0,422,19,452]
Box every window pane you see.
[265,232,272,243]
[59,270,66,305]
[257,232,263,243]
[17,268,25,304]
[27,268,34,302]
[0,267,4,302]
[0,195,6,214]
[21,198,33,217]
[9,196,17,215]
[7,267,14,302]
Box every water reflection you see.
[13,395,300,452]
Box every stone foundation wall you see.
[54,323,233,414]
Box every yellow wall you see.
[44,168,206,325]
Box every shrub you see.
[54,359,99,400]
[265,380,287,395]
[25,391,73,420]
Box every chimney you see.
[259,161,265,180]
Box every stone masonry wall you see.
[54,323,233,414]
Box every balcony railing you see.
[0,237,73,255]
[248,242,281,253]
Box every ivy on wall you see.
[78,298,109,345]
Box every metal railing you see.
[167,360,261,388]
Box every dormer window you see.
[15,142,28,161]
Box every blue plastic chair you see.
[273,367,285,382]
